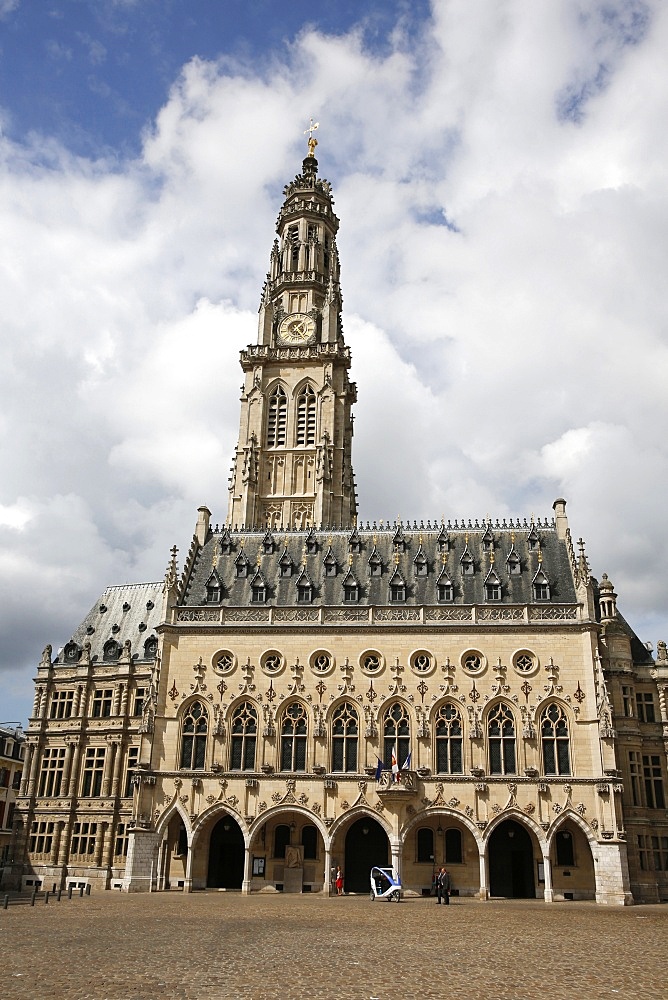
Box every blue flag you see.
[374,756,384,781]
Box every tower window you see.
[296,385,316,446]
[266,385,287,447]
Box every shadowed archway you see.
[207,816,244,889]
[488,819,536,898]
[344,816,389,893]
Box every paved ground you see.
[1,891,666,1000]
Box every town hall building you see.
[4,138,668,904]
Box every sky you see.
[1,0,667,728]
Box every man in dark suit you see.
[436,867,445,903]
[440,867,451,905]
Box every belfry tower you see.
[227,136,357,530]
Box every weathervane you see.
[304,117,319,156]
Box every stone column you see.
[122,828,159,892]
[323,843,332,897]
[110,740,124,798]
[593,841,633,905]
[242,844,252,895]
[112,684,122,717]
[390,837,401,880]
[32,687,42,719]
[184,842,194,893]
[101,741,116,797]
[95,821,107,868]
[20,744,34,795]
[27,741,41,796]
[478,848,489,900]
[61,740,77,796]
[57,819,69,867]
[120,683,129,718]
[67,741,83,798]
[542,854,553,902]
[73,684,85,718]
[50,821,63,866]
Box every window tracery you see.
[331,701,358,772]
[230,701,257,771]
[383,702,410,769]
[180,700,208,770]
[280,703,308,771]
[541,703,571,776]
[488,703,516,775]
[435,703,463,774]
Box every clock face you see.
[278,313,316,345]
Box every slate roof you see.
[54,581,163,666]
[179,521,577,608]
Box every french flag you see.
[391,745,399,782]
[402,751,411,771]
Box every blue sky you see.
[1,0,667,728]
[0,1,429,155]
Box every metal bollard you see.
[79,885,84,897]
[45,891,49,904]
[68,884,73,899]
[31,890,36,906]
[57,889,62,901]
[52,882,57,894]
[3,894,8,909]
[86,884,91,896]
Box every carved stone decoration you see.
[258,801,267,813]
[364,704,378,739]
[191,657,207,694]
[552,802,562,814]
[262,703,276,738]
[227,795,239,808]
[523,802,535,814]
[465,805,474,818]
[415,704,429,739]
[271,792,282,803]
[299,793,309,805]
[312,802,322,816]
[312,704,326,738]
[389,657,406,696]
[576,802,586,815]
[491,803,502,814]
[288,657,306,696]
[448,797,460,808]
[239,657,256,697]
[168,681,179,701]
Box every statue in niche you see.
[285,845,303,868]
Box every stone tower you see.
[226,145,357,530]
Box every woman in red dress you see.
[335,867,343,895]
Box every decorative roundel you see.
[260,649,284,674]
[213,649,235,674]
[309,650,334,675]
[359,649,384,675]
[409,649,435,675]
[461,649,486,674]
[512,649,538,675]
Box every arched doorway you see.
[488,819,535,898]
[207,816,244,889]
[344,817,389,893]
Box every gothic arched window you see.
[417,827,433,863]
[230,701,258,771]
[180,701,208,770]
[296,384,316,446]
[274,824,290,858]
[383,702,410,770]
[435,703,463,774]
[488,703,516,775]
[331,702,358,773]
[445,828,463,864]
[280,703,308,772]
[541,703,571,776]
[301,824,318,860]
[266,385,287,447]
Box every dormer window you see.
[368,549,382,577]
[484,566,502,601]
[392,526,407,553]
[64,642,80,662]
[144,637,158,659]
[219,528,233,554]
[323,550,338,577]
[389,568,406,603]
[103,640,120,661]
[236,554,250,578]
[414,549,428,577]
[251,582,266,604]
[344,582,359,603]
[348,527,362,554]
[262,530,275,555]
[279,551,294,577]
[460,552,474,576]
[437,582,453,602]
[437,527,449,552]
[306,528,318,554]
[527,526,539,551]
[205,570,223,603]
[532,569,550,601]
[297,582,313,603]
[507,551,521,575]
[482,527,494,552]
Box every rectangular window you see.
[38,747,66,798]
[91,689,113,719]
[555,830,575,867]
[638,834,650,871]
[29,820,55,855]
[49,690,74,719]
[621,685,633,717]
[0,767,8,788]
[0,802,5,827]
[642,754,665,809]
[81,747,106,797]
[6,802,15,829]
[651,835,668,871]
[133,688,145,717]
[114,822,130,858]
[71,821,97,856]
[12,768,22,790]
[636,692,656,723]
[124,746,140,797]
[629,751,642,806]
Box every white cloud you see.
[1,0,668,724]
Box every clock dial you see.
[278,313,315,345]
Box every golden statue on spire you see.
[304,117,319,156]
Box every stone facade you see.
[0,725,25,878]
[4,147,667,904]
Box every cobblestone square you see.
[2,892,667,1000]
